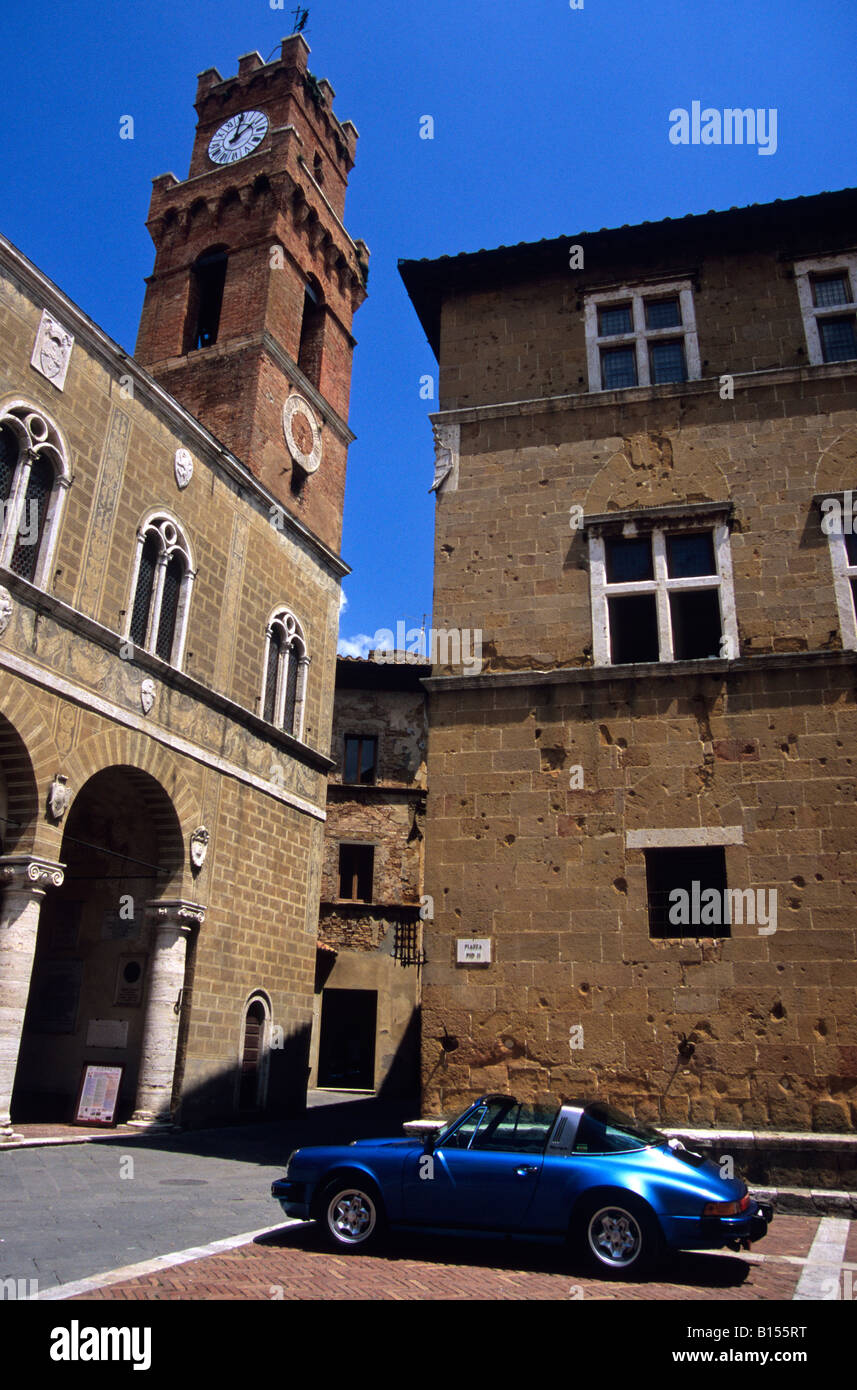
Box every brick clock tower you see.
[135,33,368,552]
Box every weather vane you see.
[291,6,309,31]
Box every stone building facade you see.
[309,656,428,1097]
[401,187,857,1132]
[0,35,365,1134]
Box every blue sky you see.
[2,0,855,654]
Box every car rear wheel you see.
[319,1179,386,1252]
[576,1194,663,1278]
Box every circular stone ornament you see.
[282,394,322,474]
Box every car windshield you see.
[573,1103,667,1154]
[437,1097,559,1153]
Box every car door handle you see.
[516,1165,538,1176]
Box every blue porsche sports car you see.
[272,1093,773,1276]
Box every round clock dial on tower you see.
[208,110,269,164]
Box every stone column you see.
[0,855,65,1139]
[129,899,204,1128]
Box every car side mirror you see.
[423,1133,437,1155]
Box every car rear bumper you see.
[664,1200,773,1251]
[271,1178,310,1221]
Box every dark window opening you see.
[605,535,653,583]
[670,588,722,660]
[313,152,324,185]
[645,846,729,939]
[846,531,857,567]
[598,303,632,336]
[0,425,18,505]
[645,297,681,329]
[155,552,184,662]
[338,844,373,902]
[283,645,301,734]
[129,534,158,646]
[10,454,52,581]
[263,626,283,723]
[608,593,659,663]
[819,315,857,363]
[649,338,687,383]
[298,280,324,388]
[601,345,637,389]
[813,274,850,308]
[186,249,228,351]
[666,530,716,578]
[344,735,377,784]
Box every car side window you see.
[470,1103,558,1154]
[441,1106,487,1150]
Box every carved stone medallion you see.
[174,448,193,490]
[189,826,210,871]
[31,311,74,390]
[47,774,71,823]
[283,393,322,474]
[0,586,12,637]
[141,678,156,715]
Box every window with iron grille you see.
[645,846,729,939]
[794,256,857,366]
[0,405,70,588]
[261,608,308,739]
[127,515,193,668]
[584,282,700,392]
[820,492,857,651]
[393,919,424,966]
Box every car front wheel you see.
[576,1195,662,1278]
[319,1179,385,1252]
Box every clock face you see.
[208,110,269,165]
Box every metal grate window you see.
[601,346,637,389]
[598,303,633,336]
[283,645,300,734]
[155,552,183,661]
[0,425,17,505]
[393,919,424,966]
[813,275,850,308]
[129,534,158,646]
[10,454,53,580]
[645,297,681,329]
[649,339,687,383]
[263,626,282,722]
[819,316,857,363]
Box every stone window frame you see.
[627,826,745,942]
[0,398,72,587]
[585,502,738,666]
[583,279,701,393]
[793,254,857,366]
[336,840,375,903]
[815,489,857,651]
[125,510,196,670]
[260,606,309,740]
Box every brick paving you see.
[76,1216,821,1301]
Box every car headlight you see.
[703,1194,751,1216]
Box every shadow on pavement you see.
[256,1220,753,1289]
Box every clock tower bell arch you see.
[135,33,368,552]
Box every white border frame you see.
[794,255,857,366]
[588,521,738,666]
[584,280,701,392]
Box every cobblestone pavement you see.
[72,1214,853,1301]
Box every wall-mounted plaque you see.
[86,1018,128,1049]
[74,1064,124,1126]
[114,956,146,1007]
[456,938,492,965]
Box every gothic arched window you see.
[261,608,309,739]
[127,514,194,668]
[0,401,71,587]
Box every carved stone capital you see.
[0,855,65,894]
[146,898,206,932]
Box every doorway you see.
[317,989,377,1090]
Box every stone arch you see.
[60,727,201,895]
[584,433,732,515]
[0,675,61,857]
[813,425,857,494]
[237,988,273,1111]
[216,186,243,223]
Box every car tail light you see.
[704,1193,751,1217]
